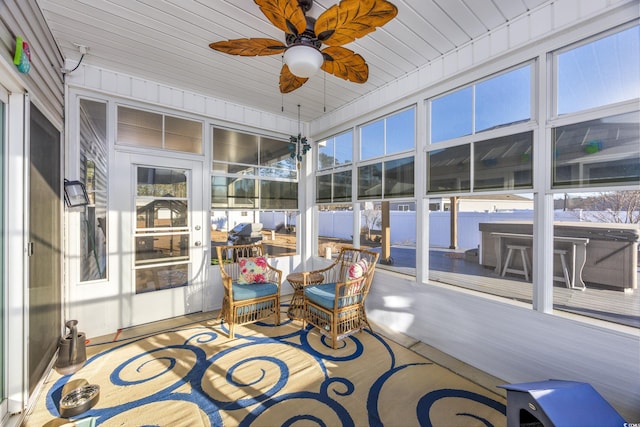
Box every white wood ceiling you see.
[36,0,552,121]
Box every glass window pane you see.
[260,136,292,168]
[261,180,298,209]
[135,231,189,264]
[79,99,108,282]
[553,111,640,188]
[386,108,415,153]
[476,66,531,132]
[474,131,533,191]
[361,119,384,160]
[429,194,534,308]
[259,166,296,179]
[211,176,229,208]
[553,190,638,328]
[136,263,188,293]
[137,167,187,198]
[334,170,352,202]
[334,131,353,165]
[213,128,259,165]
[427,145,471,193]
[210,210,298,260]
[318,138,335,169]
[117,106,162,148]
[317,204,354,256]
[165,115,203,154]
[431,87,472,143]
[230,178,257,208]
[316,174,332,203]
[210,177,257,209]
[384,157,414,198]
[358,163,383,199]
[136,199,188,229]
[558,25,640,114]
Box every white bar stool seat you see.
[501,244,531,281]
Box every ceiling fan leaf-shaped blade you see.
[321,46,368,83]
[209,38,286,56]
[280,64,308,93]
[315,0,398,46]
[255,0,307,36]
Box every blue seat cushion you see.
[232,282,278,301]
[304,283,339,310]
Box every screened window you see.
[211,127,299,258]
[431,65,531,143]
[358,163,383,199]
[553,111,639,188]
[261,180,298,210]
[210,177,257,209]
[427,145,471,193]
[357,157,414,200]
[316,170,352,203]
[474,132,533,191]
[360,107,415,160]
[557,25,640,115]
[117,106,203,154]
[213,128,294,178]
[384,157,414,198]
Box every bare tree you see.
[575,191,640,223]
[362,209,381,240]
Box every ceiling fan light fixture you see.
[284,44,323,78]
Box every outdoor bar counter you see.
[479,221,639,291]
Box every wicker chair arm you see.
[264,263,282,287]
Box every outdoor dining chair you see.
[215,243,282,338]
[303,247,379,349]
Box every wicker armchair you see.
[303,247,379,349]
[215,243,282,338]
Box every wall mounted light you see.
[64,179,89,207]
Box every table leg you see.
[572,243,587,290]
[288,287,305,320]
[494,236,503,274]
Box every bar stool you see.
[553,249,571,288]
[501,244,531,281]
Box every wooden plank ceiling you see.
[36,0,551,122]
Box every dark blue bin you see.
[498,380,625,427]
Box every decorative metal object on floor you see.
[59,384,100,418]
[55,320,87,375]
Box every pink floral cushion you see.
[237,256,269,284]
[347,259,369,281]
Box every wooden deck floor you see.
[429,269,640,327]
[373,248,639,328]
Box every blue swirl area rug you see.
[27,316,506,426]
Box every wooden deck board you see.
[429,270,639,327]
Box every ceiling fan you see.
[209,0,398,94]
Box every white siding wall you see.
[64,64,299,137]
[0,0,64,126]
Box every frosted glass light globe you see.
[284,45,323,78]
